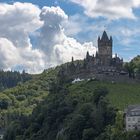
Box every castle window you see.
[128,118,131,121]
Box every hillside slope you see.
[69,80,140,110]
[1,64,140,127]
[1,58,140,140]
[0,67,59,130]
[4,77,140,140]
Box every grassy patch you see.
[69,80,140,110]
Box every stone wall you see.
[70,71,140,84]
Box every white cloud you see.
[0,38,45,73]
[70,0,140,19]
[120,28,140,37]
[0,3,96,73]
[0,2,45,73]
[63,14,84,36]
[38,6,96,68]
[0,38,20,70]
[0,2,43,47]
[54,38,96,64]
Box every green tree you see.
[93,87,108,105]
[124,62,136,78]
[82,128,95,140]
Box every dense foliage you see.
[0,68,58,131]
[4,77,117,140]
[96,111,140,140]
[124,55,140,78]
[0,70,32,91]
[1,57,140,140]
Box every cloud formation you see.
[70,0,140,19]
[0,38,20,70]
[0,3,96,73]
[0,2,45,73]
[38,6,96,67]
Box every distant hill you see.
[0,70,32,91]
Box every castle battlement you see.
[58,31,132,83]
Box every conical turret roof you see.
[101,31,109,41]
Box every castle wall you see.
[71,72,140,84]
[62,31,139,84]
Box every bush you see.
[0,94,12,109]
[16,95,26,101]
[82,128,95,140]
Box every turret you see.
[110,36,113,46]
[98,36,100,44]
[101,31,109,41]
[110,36,112,41]
[86,51,90,59]
[72,56,74,63]
[98,31,112,66]
[70,57,75,74]
[95,51,99,58]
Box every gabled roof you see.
[101,31,109,41]
[125,105,140,116]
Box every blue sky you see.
[0,0,140,73]
[14,0,140,60]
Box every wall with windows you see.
[126,115,140,131]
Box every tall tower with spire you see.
[98,31,112,66]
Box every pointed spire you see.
[86,51,89,57]
[72,56,74,62]
[101,30,109,41]
[95,51,99,58]
[110,36,112,41]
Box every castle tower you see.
[98,31,112,66]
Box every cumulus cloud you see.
[0,2,45,73]
[0,2,43,47]
[0,38,20,70]
[0,3,96,73]
[38,6,96,68]
[70,0,140,19]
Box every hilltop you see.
[1,55,140,139]
[2,63,140,140]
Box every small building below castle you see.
[125,105,140,131]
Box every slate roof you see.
[125,105,140,117]
[101,31,109,41]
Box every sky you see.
[0,0,140,73]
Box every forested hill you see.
[4,69,140,140]
[0,70,32,91]
[0,67,59,126]
[1,56,140,140]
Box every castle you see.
[59,31,131,82]
[83,31,123,71]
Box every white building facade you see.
[125,105,140,131]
